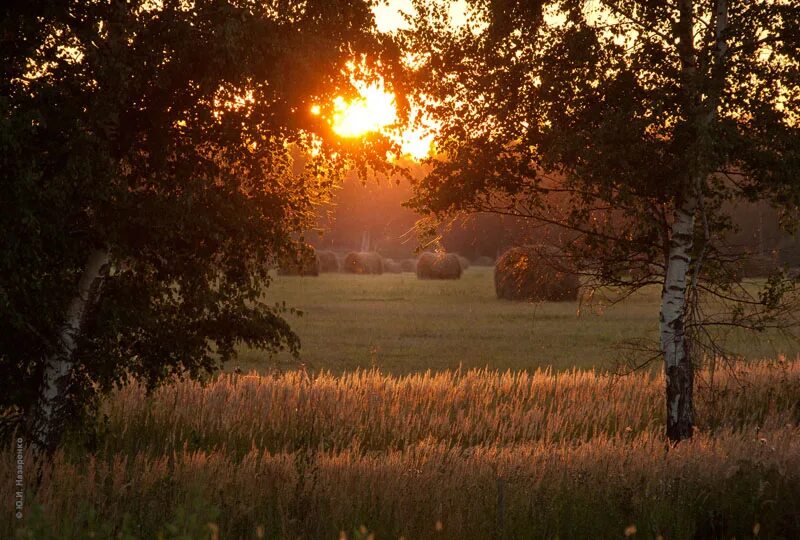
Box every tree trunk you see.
[660,194,696,442]
[29,248,110,453]
[659,0,729,443]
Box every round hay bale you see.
[400,258,417,272]
[457,255,470,271]
[343,251,384,275]
[278,248,320,276]
[473,256,495,266]
[383,258,403,273]
[317,250,339,273]
[494,247,579,301]
[416,252,462,280]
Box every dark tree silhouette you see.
[402,0,800,441]
[0,0,397,451]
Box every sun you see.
[332,83,397,138]
[314,77,434,160]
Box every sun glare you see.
[331,83,398,138]
[398,126,434,161]
[316,78,433,160]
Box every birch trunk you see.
[659,0,728,443]
[29,248,110,453]
[660,194,696,441]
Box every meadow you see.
[238,267,799,374]
[4,361,800,539]
[6,268,800,539]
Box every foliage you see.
[0,1,397,438]
[494,246,579,301]
[278,244,321,276]
[401,0,800,362]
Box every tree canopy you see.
[402,0,800,440]
[0,0,396,445]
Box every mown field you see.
[237,267,799,374]
[4,361,800,538]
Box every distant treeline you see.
[314,174,800,266]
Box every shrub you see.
[343,252,383,274]
[416,252,462,280]
[494,246,579,301]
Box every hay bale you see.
[473,256,495,266]
[317,250,339,273]
[416,252,462,280]
[343,251,384,275]
[494,246,579,301]
[383,258,403,273]
[400,258,417,272]
[457,255,470,271]
[278,247,320,276]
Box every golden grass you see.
[104,359,800,454]
[4,360,800,538]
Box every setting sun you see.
[331,83,397,138]
[314,73,433,160]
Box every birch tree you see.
[0,0,396,452]
[402,0,800,441]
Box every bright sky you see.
[372,0,414,32]
[319,1,469,159]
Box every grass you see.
[6,269,800,538]
[236,267,799,374]
[4,361,800,539]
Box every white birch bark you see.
[30,247,110,452]
[660,194,697,440]
[660,0,728,441]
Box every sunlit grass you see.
[6,269,800,538]
[5,360,800,538]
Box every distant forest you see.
[314,173,800,266]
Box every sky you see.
[372,0,415,32]
[371,0,470,34]
[322,1,472,158]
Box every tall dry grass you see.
[104,360,800,454]
[4,360,800,538]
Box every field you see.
[5,361,800,538]
[238,267,799,374]
[6,269,800,539]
